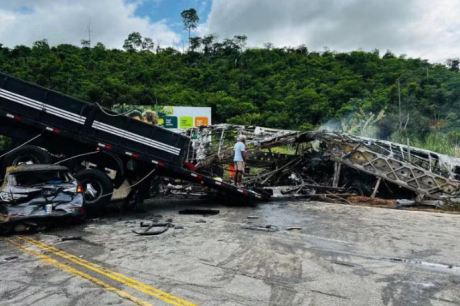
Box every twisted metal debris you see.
[183,124,460,207]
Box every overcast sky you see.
[0,0,459,63]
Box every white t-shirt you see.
[233,142,246,161]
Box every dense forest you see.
[0,32,460,155]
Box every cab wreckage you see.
[182,124,460,208]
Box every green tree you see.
[189,37,202,52]
[201,35,215,54]
[233,35,247,51]
[141,37,154,52]
[123,32,143,52]
[447,58,459,72]
[180,8,199,50]
[80,39,91,48]
[123,32,155,52]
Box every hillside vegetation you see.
[0,35,459,155]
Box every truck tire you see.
[75,169,113,212]
[63,151,125,189]
[1,145,51,177]
[92,152,125,188]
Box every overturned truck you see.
[188,124,460,207]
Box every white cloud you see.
[0,0,180,49]
[204,0,460,63]
[2,0,459,63]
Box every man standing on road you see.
[233,135,246,186]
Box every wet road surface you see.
[1,199,460,306]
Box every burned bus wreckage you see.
[184,124,460,208]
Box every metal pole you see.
[407,137,411,162]
[332,162,342,188]
[371,178,382,198]
[398,78,402,132]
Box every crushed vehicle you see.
[184,124,460,207]
[0,164,85,233]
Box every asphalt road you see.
[1,199,459,306]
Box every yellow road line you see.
[5,238,152,306]
[18,236,197,306]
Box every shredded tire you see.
[1,145,51,177]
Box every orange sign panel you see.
[195,116,209,127]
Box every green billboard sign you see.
[164,116,178,128]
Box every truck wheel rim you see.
[84,181,103,204]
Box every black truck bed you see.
[0,72,265,201]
